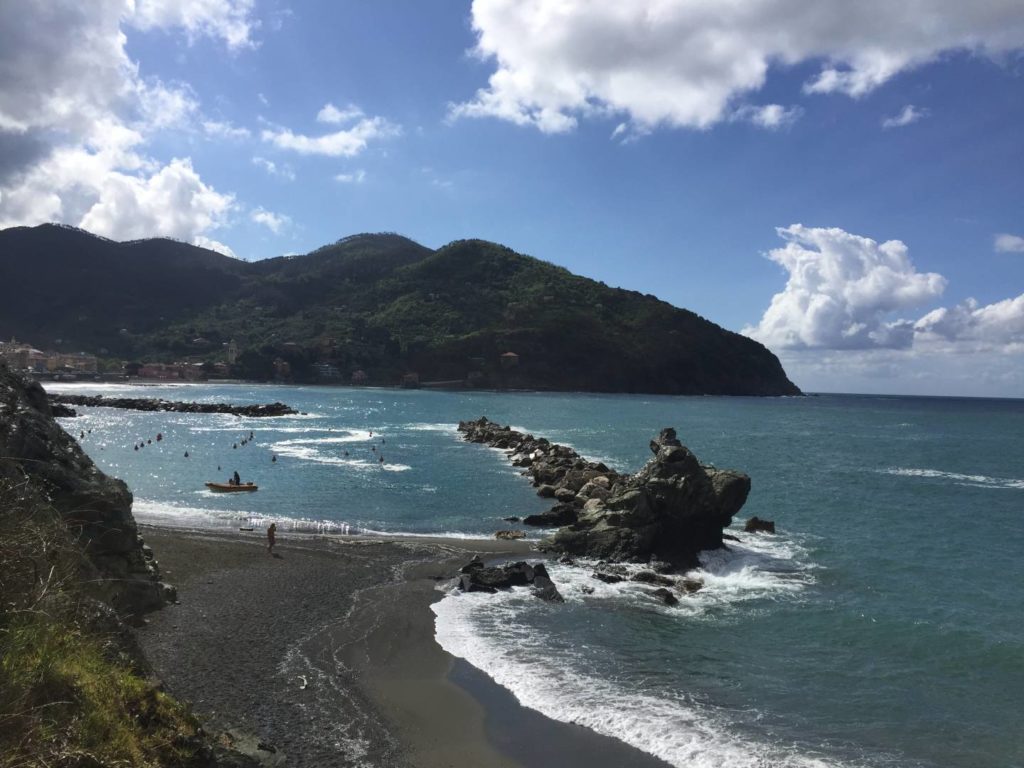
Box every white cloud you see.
[261,114,400,157]
[995,233,1024,253]
[731,103,803,130]
[454,0,1024,133]
[882,104,928,129]
[317,103,364,124]
[194,235,238,258]
[250,206,291,234]
[0,0,246,246]
[129,0,259,50]
[743,225,946,350]
[915,295,1024,347]
[334,170,366,183]
[79,157,234,241]
[203,120,251,140]
[252,156,295,180]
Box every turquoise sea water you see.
[52,382,1024,767]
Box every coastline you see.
[136,525,670,767]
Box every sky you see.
[1,1,1023,397]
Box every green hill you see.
[0,224,800,395]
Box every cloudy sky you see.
[1,1,1023,397]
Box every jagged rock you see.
[0,366,169,616]
[502,516,521,522]
[592,571,624,584]
[495,529,525,540]
[459,556,484,573]
[631,570,676,586]
[458,560,564,604]
[554,487,577,503]
[459,574,497,593]
[523,503,578,527]
[533,575,565,603]
[681,578,704,594]
[548,428,751,569]
[744,516,776,534]
[651,588,679,606]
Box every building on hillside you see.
[226,339,238,364]
[500,351,520,369]
[313,362,342,381]
[0,338,48,372]
[47,352,98,374]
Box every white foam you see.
[269,441,411,471]
[433,586,836,768]
[133,498,358,534]
[881,467,1024,490]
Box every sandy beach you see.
[136,525,670,768]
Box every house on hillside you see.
[500,351,519,369]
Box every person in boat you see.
[267,522,277,554]
[233,470,241,486]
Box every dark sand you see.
[138,526,670,768]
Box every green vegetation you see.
[0,224,800,395]
[0,476,206,768]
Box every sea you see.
[49,381,1024,768]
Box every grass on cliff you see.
[0,474,207,768]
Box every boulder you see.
[523,503,578,527]
[630,571,676,587]
[651,588,679,606]
[744,516,776,534]
[495,530,525,540]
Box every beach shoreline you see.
[136,524,670,767]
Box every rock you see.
[592,571,624,584]
[502,516,521,522]
[495,530,525,540]
[459,574,497,593]
[459,556,484,573]
[523,503,578,527]
[532,575,565,603]
[630,570,676,587]
[651,588,679,606]
[47,393,297,418]
[0,367,169,616]
[680,578,704,594]
[536,484,558,498]
[744,516,776,534]
[554,487,577,503]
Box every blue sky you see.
[2,1,1023,396]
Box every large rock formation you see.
[459,418,750,569]
[0,365,170,615]
[550,428,750,568]
[49,393,297,417]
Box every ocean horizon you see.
[51,381,1024,767]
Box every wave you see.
[269,441,411,471]
[880,467,1024,490]
[433,533,830,767]
[133,498,358,534]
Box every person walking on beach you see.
[267,522,277,554]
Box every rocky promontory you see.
[48,392,298,417]
[1,367,171,615]
[458,417,750,569]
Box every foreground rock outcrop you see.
[49,392,297,417]
[459,418,750,569]
[1,366,171,615]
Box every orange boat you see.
[205,482,258,493]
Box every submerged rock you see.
[457,559,564,602]
[744,516,776,534]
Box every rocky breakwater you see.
[1,366,172,616]
[458,417,751,570]
[49,393,298,417]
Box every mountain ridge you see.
[0,224,800,396]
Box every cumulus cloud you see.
[995,233,1024,253]
[882,104,928,129]
[261,112,400,157]
[250,206,291,234]
[453,0,1024,133]
[0,0,251,246]
[194,235,238,258]
[744,225,946,349]
[129,0,259,50]
[746,224,1024,367]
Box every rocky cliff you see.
[0,364,170,615]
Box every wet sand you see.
[137,526,670,767]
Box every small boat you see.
[205,482,258,493]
